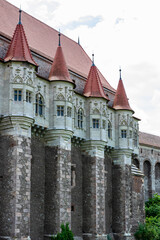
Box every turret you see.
[83,54,109,142]
[3,9,37,120]
[113,69,135,150]
[48,31,75,132]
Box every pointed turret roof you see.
[113,69,133,112]
[48,32,74,84]
[83,55,109,100]
[4,10,37,66]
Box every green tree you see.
[53,223,74,240]
[134,194,160,240]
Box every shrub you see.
[52,223,74,240]
[134,194,160,240]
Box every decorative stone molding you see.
[0,116,34,137]
[111,149,133,165]
[44,129,73,150]
[81,140,106,158]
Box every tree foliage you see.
[134,194,160,240]
[52,223,74,240]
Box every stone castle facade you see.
[0,1,160,240]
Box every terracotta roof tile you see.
[49,45,73,84]
[83,64,109,100]
[139,132,160,148]
[4,21,37,66]
[0,0,115,92]
[113,77,133,112]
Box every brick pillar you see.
[81,141,106,240]
[111,149,133,240]
[0,116,33,240]
[44,130,73,237]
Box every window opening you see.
[121,130,127,138]
[93,119,99,128]
[57,106,64,116]
[14,90,22,101]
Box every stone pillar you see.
[44,130,73,237]
[111,149,133,240]
[0,116,33,240]
[81,141,106,240]
[130,165,145,234]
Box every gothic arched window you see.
[35,93,44,116]
[78,109,83,128]
[108,121,112,139]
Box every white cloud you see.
[7,0,160,136]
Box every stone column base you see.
[113,233,134,240]
[83,233,107,240]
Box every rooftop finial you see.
[119,67,122,80]
[92,53,95,66]
[19,7,22,24]
[78,36,80,45]
[58,29,61,46]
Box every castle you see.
[0,1,160,240]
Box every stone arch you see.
[143,160,152,201]
[92,108,100,115]
[133,158,139,169]
[155,162,160,194]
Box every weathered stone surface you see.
[44,146,71,235]
[30,136,45,240]
[0,134,32,239]
[71,145,83,238]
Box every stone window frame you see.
[77,108,83,129]
[102,120,106,129]
[57,105,64,117]
[121,129,127,138]
[108,121,112,139]
[35,93,44,117]
[26,90,32,103]
[67,106,72,117]
[14,89,22,101]
[129,130,132,138]
[71,164,76,188]
[133,130,138,147]
[93,118,99,129]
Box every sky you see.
[7,0,160,136]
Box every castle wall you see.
[44,144,71,235]
[104,152,113,234]
[139,145,160,200]
[71,145,83,239]
[0,134,32,239]
[30,136,45,240]
[130,174,145,234]
[0,135,16,237]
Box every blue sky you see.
[7,0,160,135]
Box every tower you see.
[82,56,109,240]
[0,9,37,239]
[44,32,75,235]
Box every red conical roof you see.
[113,77,133,112]
[49,45,73,83]
[4,23,37,66]
[83,64,109,100]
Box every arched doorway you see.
[155,163,160,194]
[144,160,152,201]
